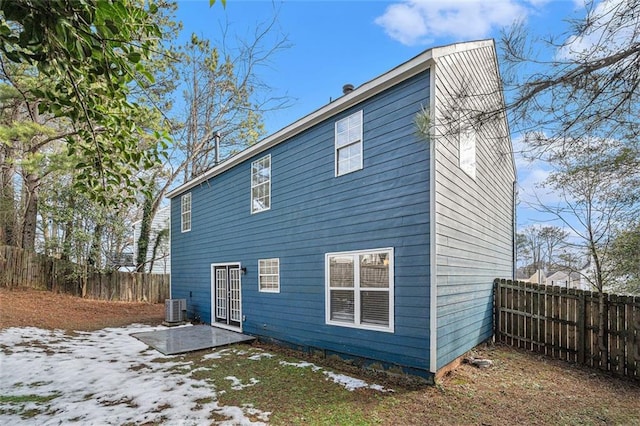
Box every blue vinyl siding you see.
[171,70,432,373]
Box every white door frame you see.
[210,262,243,332]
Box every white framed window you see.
[258,258,280,293]
[459,124,476,179]
[335,110,363,176]
[181,193,191,232]
[251,155,271,213]
[325,247,394,332]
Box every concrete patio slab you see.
[131,325,255,355]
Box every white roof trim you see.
[167,39,494,199]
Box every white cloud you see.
[557,0,639,60]
[374,0,532,45]
[513,137,566,224]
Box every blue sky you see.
[174,0,590,228]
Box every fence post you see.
[493,279,501,341]
[577,291,586,364]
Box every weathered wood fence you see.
[0,246,169,303]
[494,279,640,381]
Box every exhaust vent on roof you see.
[342,84,354,95]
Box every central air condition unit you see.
[165,299,186,323]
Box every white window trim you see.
[181,193,191,233]
[258,258,280,293]
[335,110,363,177]
[325,247,394,333]
[459,124,477,180]
[251,154,271,214]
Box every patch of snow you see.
[215,405,269,426]
[242,403,271,421]
[248,352,274,360]
[0,324,269,425]
[323,371,371,391]
[278,360,391,392]
[224,376,260,390]
[202,348,233,360]
[279,360,323,371]
[203,352,224,360]
[369,384,392,392]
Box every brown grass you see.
[1,287,639,425]
[0,287,164,331]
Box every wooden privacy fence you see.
[0,246,169,303]
[494,279,640,381]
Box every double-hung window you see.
[181,193,191,232]
[258,258,280,293]
[326,248,394,332]
[251,155,271,213]
[335,111,363,176]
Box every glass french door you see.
[212,264,241,329]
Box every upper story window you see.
[259,258,280,293]
[251,154,271,214]
[181,193,192,232]
[459,125,476,179]
[325,247,394,332]
[335,110,363,176]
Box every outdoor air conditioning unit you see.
[165,299,186,323]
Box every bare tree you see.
[134,14,290,271]
[539,226,570,269]
[502,0,640,155]
[517,224,570,275]
[536,137,638,354]
[608,220,640,295]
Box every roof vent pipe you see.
[342,84,354,95]
[214,132,221,165]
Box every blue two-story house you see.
[167,40,516,379]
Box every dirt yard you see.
[1,287,640,425]
[0,287,164,331]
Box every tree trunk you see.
[42,213,50,256]
[588,238,608,356]
[89,222,104,268]
[136,195,153,272]
[0,144,17,246]
[61,193,76,261]
[21,172,39,250]
[148,228,169,273]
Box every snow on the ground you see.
[278,360,392,392]
[278,360,323,372]
[0,324,391,425]
[0,324,268,425]
[247,352,274,361]
[225,376,260,390]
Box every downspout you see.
[168,202,173,299]
[513,180,517,280]
[429,64,438,374]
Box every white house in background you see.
[527,269,546,284]
[545,263,593,291]
[132,206,171,274]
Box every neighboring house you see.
[132,206,170,274]
[106,251,135,271]
[168,40,516,379]
[546,267,592,291]
[515,267,532,281]
[527,269,547,285]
